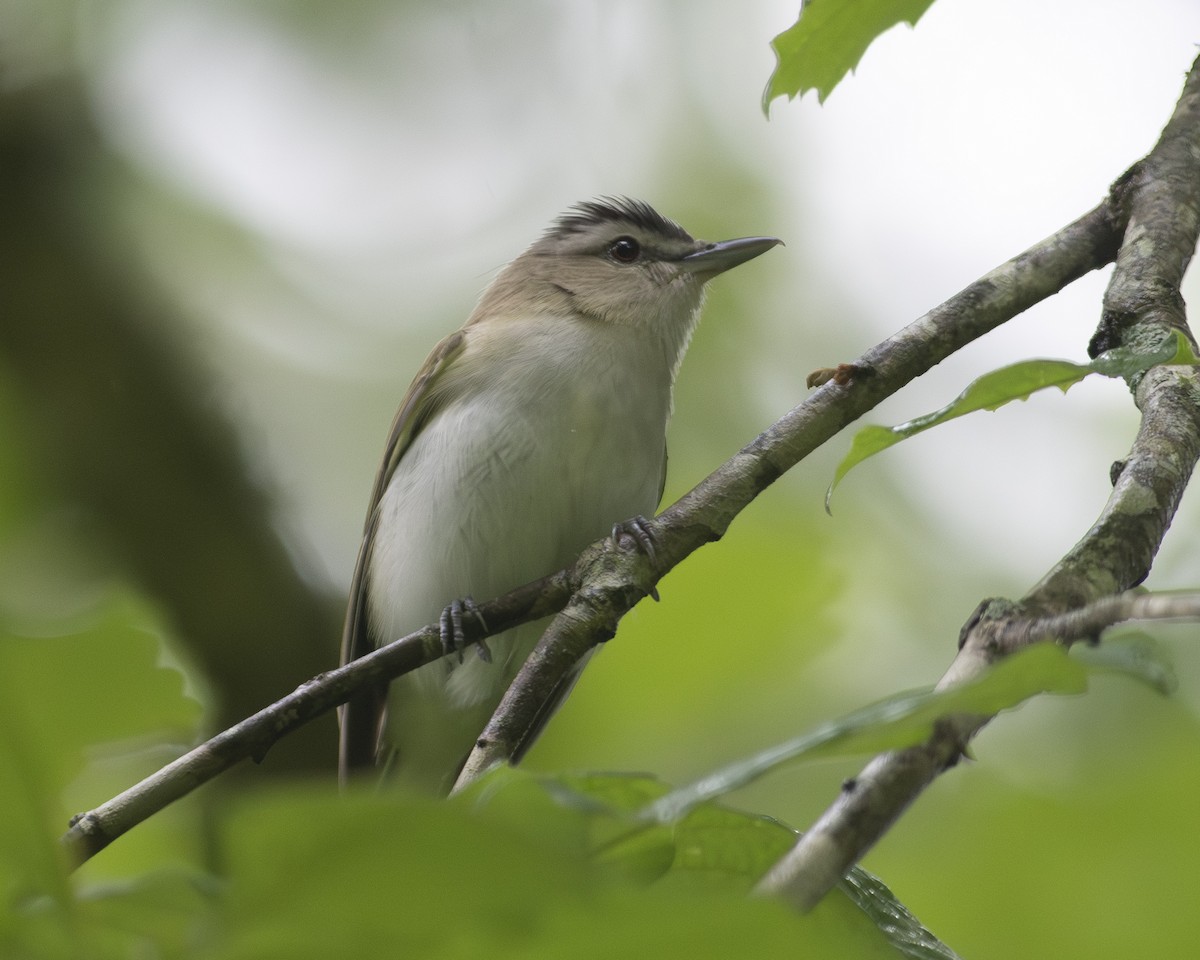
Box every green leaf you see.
[525,771,955,957]
[72,764,942,957]
[840,868,964,960]
[220,787,595,958]
[1088,329,1199,375]
[74,869,219,960]
[216,782,916,959]
[549,774,796,890]
[1071,631,1177,695]
[827,331,1193,509]
[764,0,936,110]
[639,644,1086,825]
[0,589,203,952]
[665,804,797,890]
[0,590,202,798]
[1167,331,1200,365]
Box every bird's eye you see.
[608,236,641,263]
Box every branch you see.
[453,197,1124,789]
[756,51,1200,913]
[62,162,1122,863]
[1012,589,1200,650]
[61,572,572,866]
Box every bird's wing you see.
[338,329,468,779]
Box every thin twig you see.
[61,178,1121,864]
[1022,589,1200,647]
[756,51,1200,913]
[60,60,1140,862]
[61,572,571,866]
[453,197,1124,788]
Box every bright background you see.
[4,1,1200,956]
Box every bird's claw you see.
[611,516,662,601]
[439,597,491,663]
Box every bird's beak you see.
[680,236,782,277]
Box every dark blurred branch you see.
[757,52,1200,912]
[0,78,340,771]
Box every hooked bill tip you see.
[681,235,782,276]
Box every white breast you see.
[366,313,673,786]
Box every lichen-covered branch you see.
[757,52,1200,913]
[63,147,1125,862]
[453,198,1124,788]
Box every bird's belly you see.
[367,386,663,700]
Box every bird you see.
[338,197,780,793]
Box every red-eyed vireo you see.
[339,197,780,792]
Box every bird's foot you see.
[611,515,661,602]
[439,597,492,663]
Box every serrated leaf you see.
[639,644,1086,824]
[764,0,936,110]
[827,331,1193,509]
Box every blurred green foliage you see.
[2,1,1199,957]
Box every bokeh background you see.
[4,0,1200,956]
